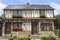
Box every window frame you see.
[13,10,18,15]
[18,10,22,16]
[43,23,48,31]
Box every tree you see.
[54,14,60,29]
[54,14,60,37]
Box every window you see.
[40,10,45,14]
[13,10,17,15]
[17,22,22,27]
[18,10,22,16]
[12,22,22,31]
[43,23,48,31]
[12,22,22,27]
[12,22,17,27]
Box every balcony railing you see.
[12,15,23,18]
[40,14,45,18]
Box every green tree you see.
[54,14,60,29]
[54,14,60,37]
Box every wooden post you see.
[38,22,40,34]
[52,22,54,36]
[2,22,5,36]
[11,21,12,36]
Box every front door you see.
[31,22,38,35]
[5,22,11,34]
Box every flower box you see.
[12,15,23,18]
[12,27,22,31]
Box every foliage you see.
[9,36,31,40]
[54,14,60,37]
[40,36,48,40]
[55,30,60,38]
[48,36,56,40]
[40,36,56,40]
[13,15,22,18]
[54,14,60,29]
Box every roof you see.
[4,4,54,10]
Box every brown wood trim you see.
[4,18,56,20]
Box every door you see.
[31,22,38,35]
[5,22,11,34]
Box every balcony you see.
[40,14,46,18]
[12,15,23,18]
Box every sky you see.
[0,0,60,16]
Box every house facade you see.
[2,3,55,36]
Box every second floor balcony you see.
[12,15,23,18]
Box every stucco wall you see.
[22,10,40,18]
[22,22,31,31]
[4,10,54,18]
[45,10,53,18]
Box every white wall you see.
[5,10,40,18]
[5,10,13,18]
[22,10,40,18]
[5,10,54,18]
[45,10,53,18]
[22,22,31,31]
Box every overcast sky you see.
[0,0,60,16]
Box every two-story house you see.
[2,3,55,36]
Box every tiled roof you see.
[4,5,54,10]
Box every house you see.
[2,3,55,36]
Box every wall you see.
[45,10,53,18]
[4,10,54,18]
[5,10,13,18]
[22,22,31,31]
[22,10,40,18]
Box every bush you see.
[9,36,17,40]
[40,36,47,40]
[54,30,60,38]
[48,36,56,40]
[40,36,56,40]
[9,36,31,40]
[13,15,23,18]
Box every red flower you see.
[12,27,22,31]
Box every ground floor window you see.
[12,22,22,27]
[12,22,17,27]
[12,22,22,31]
[41,23,48,31]
[41,23,53,31]
[43,23,48,31]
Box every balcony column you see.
[38,22,41,35]
[2,22,5,36]
[11,21,13,35]
[52,22,55,36]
